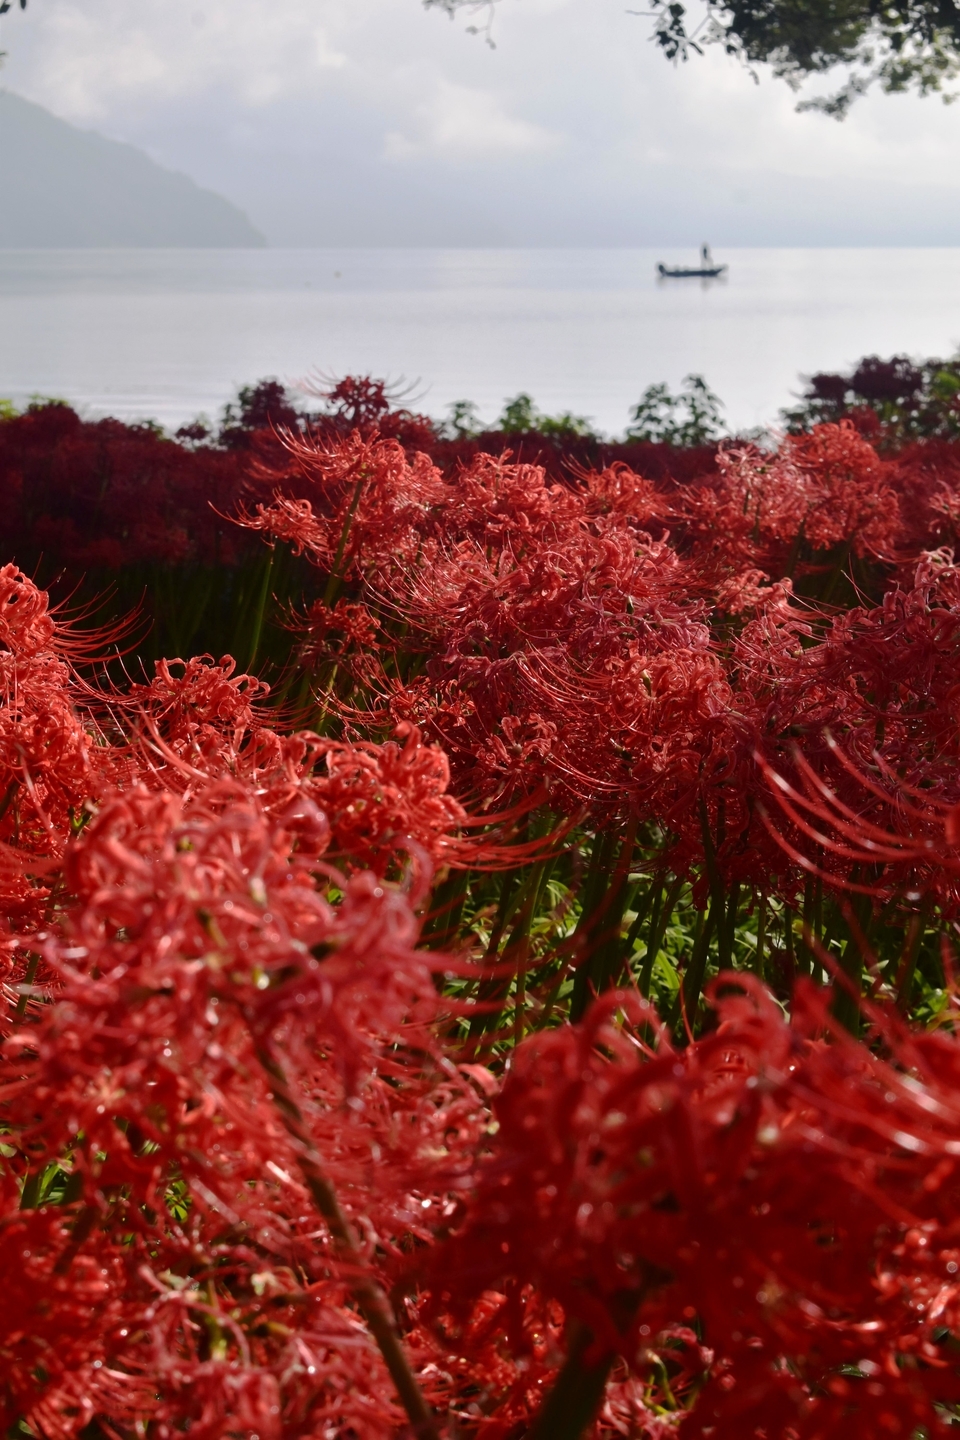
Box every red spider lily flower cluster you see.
[0,573,489,1437]
[14,384,960,1440]
[242,423,950,893]
[244,438,729,830]
[681,422,901,587]
[0,772,485,1439]
[433,975,960,1439]
[0,404,269,571]
[125,655,476,877]
[7,549,960,1439]
[735,549,960,910]
[238,417,960,907]
[0,564,135,1008]
[0,565,579,1440]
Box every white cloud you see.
[384,79,559,159]
[2,1,354,118]
[315,28,347,70]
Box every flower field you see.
[6,376,960,1438]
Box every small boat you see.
[657,245,727,279]
[658,262,727,278]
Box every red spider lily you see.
[361,519,737,829]
[306,374,439,450]
[129,669,515,877]
[678,422,902,589]
[782,422,899,556]
[120,652,284,788]
[243,432,446,586]
[249,437,743,841]
[733,549,960,905]
[0,565,134,1010]
[247,443,667,596]
[882,439,960,559]
[246,427,918,888]
[431,975,960,1439]
[753,723,960,928]
[11,776,445,1164]
[128,653,272,740]
[293,724,467,875]
[295,597,381,670]
[0,570,517,1437]
[0,769,488,1438]
[244,443,717,922]
[131,417,960,917]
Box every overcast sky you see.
[4,0,960,246]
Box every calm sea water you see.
[2,247,960,436]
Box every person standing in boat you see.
[701,243,712,267]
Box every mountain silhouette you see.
[0,90,265,246]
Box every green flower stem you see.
[570,816,639,1020]
[255,1044,440,1440]
[529,1322,615,1440]
[14,950,39,1020]
[639,874,685,997]
[246,546,275,671]
[323,471,367,609]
